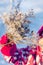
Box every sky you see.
[0,0,43,65]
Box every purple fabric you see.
[38,26,43,37]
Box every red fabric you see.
[1,44,17,56]
[1,45,11,56]
[0,35,8,44]
[1,43,43,65]
[36,46,41,56]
